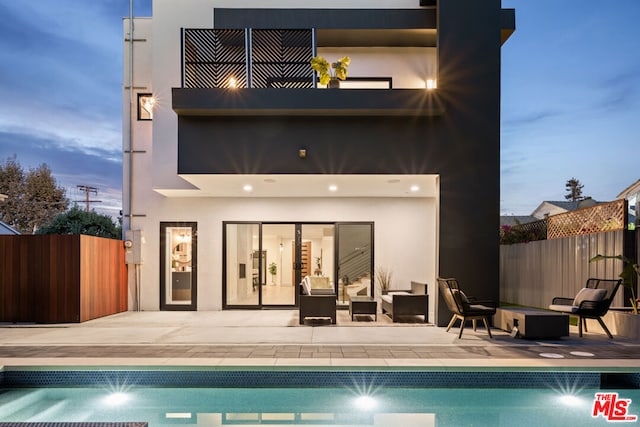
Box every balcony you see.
[176,27,441,117]
[172,87,443,117]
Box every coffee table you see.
[494,307,569,339]
[349,296,377,321]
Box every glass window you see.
[137,93,154,120]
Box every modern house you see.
[122,0,515,326]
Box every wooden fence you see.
[0,234,127,323]
[500,230,626,309]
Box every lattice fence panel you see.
[184,29,247,88]
[547,199,626,239]
[500,219,547,245]
[251,29,314,88]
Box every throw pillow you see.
[573,287,607,306]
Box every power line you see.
[75,185,102,212]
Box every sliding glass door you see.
[224,223,260,307]
[223,221,371,309]
[336,223,374,305]
[261,224,296,306]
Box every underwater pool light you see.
[104,391,129,406]
[558,394,583,406]
[354,395,378,411]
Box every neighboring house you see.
[0,194,19,234]
[617,178,640,227]
[0,220,20,235]
[499,215,538,227]
[531,198,599,220]
[122,0,515,326]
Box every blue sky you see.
[501,0,640,214]
[0,0,638,217]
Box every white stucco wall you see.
[318,47,436,89]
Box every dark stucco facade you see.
[172,1,512,326]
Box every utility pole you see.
[75,185,102,212]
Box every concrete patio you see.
[1,310,639,368]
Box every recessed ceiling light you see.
[410,185,420,192]
[328,185,338,192]
[243,184,253,192]
[387,179,400,184]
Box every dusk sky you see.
[0,0,638,218]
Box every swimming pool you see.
[1,368,639,426]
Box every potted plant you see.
[268,262,277,285]
[314,257,322,276]
[590,254,639,314]
[310,55,350,88]
[375,266,392,294]
[590,254,640,340]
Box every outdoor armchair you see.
[298,278,336,325]
[548,278,621,338]
[437,277,496,338]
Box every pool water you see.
[1,385,639,427]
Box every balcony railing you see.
[183,28,315,89]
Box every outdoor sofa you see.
[381,281,429,322]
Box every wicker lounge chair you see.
[548,278,621,338]
[438,277,496,338]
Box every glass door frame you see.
[160,221,198,311]
[222,221,262,309]
[223,221,374,309]
[335,222,375,304]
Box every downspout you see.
[128,0,134,234]
[128,0,140,311]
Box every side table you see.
[349,296,377,321]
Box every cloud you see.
[0,130,122,216]
[0,0,152,220]
[501,109,563,134]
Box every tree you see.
[37,205,122,239]
[0,157,26,230]
[0,156,69,233]
[564,177,585,201]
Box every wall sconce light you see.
[229,77,237,88]
[299,149,307,159]
[137,93,155,120]
[426,79,437,90]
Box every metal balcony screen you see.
[184,29,247,88]
[251,29,314,88]
[183,29,313,89]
